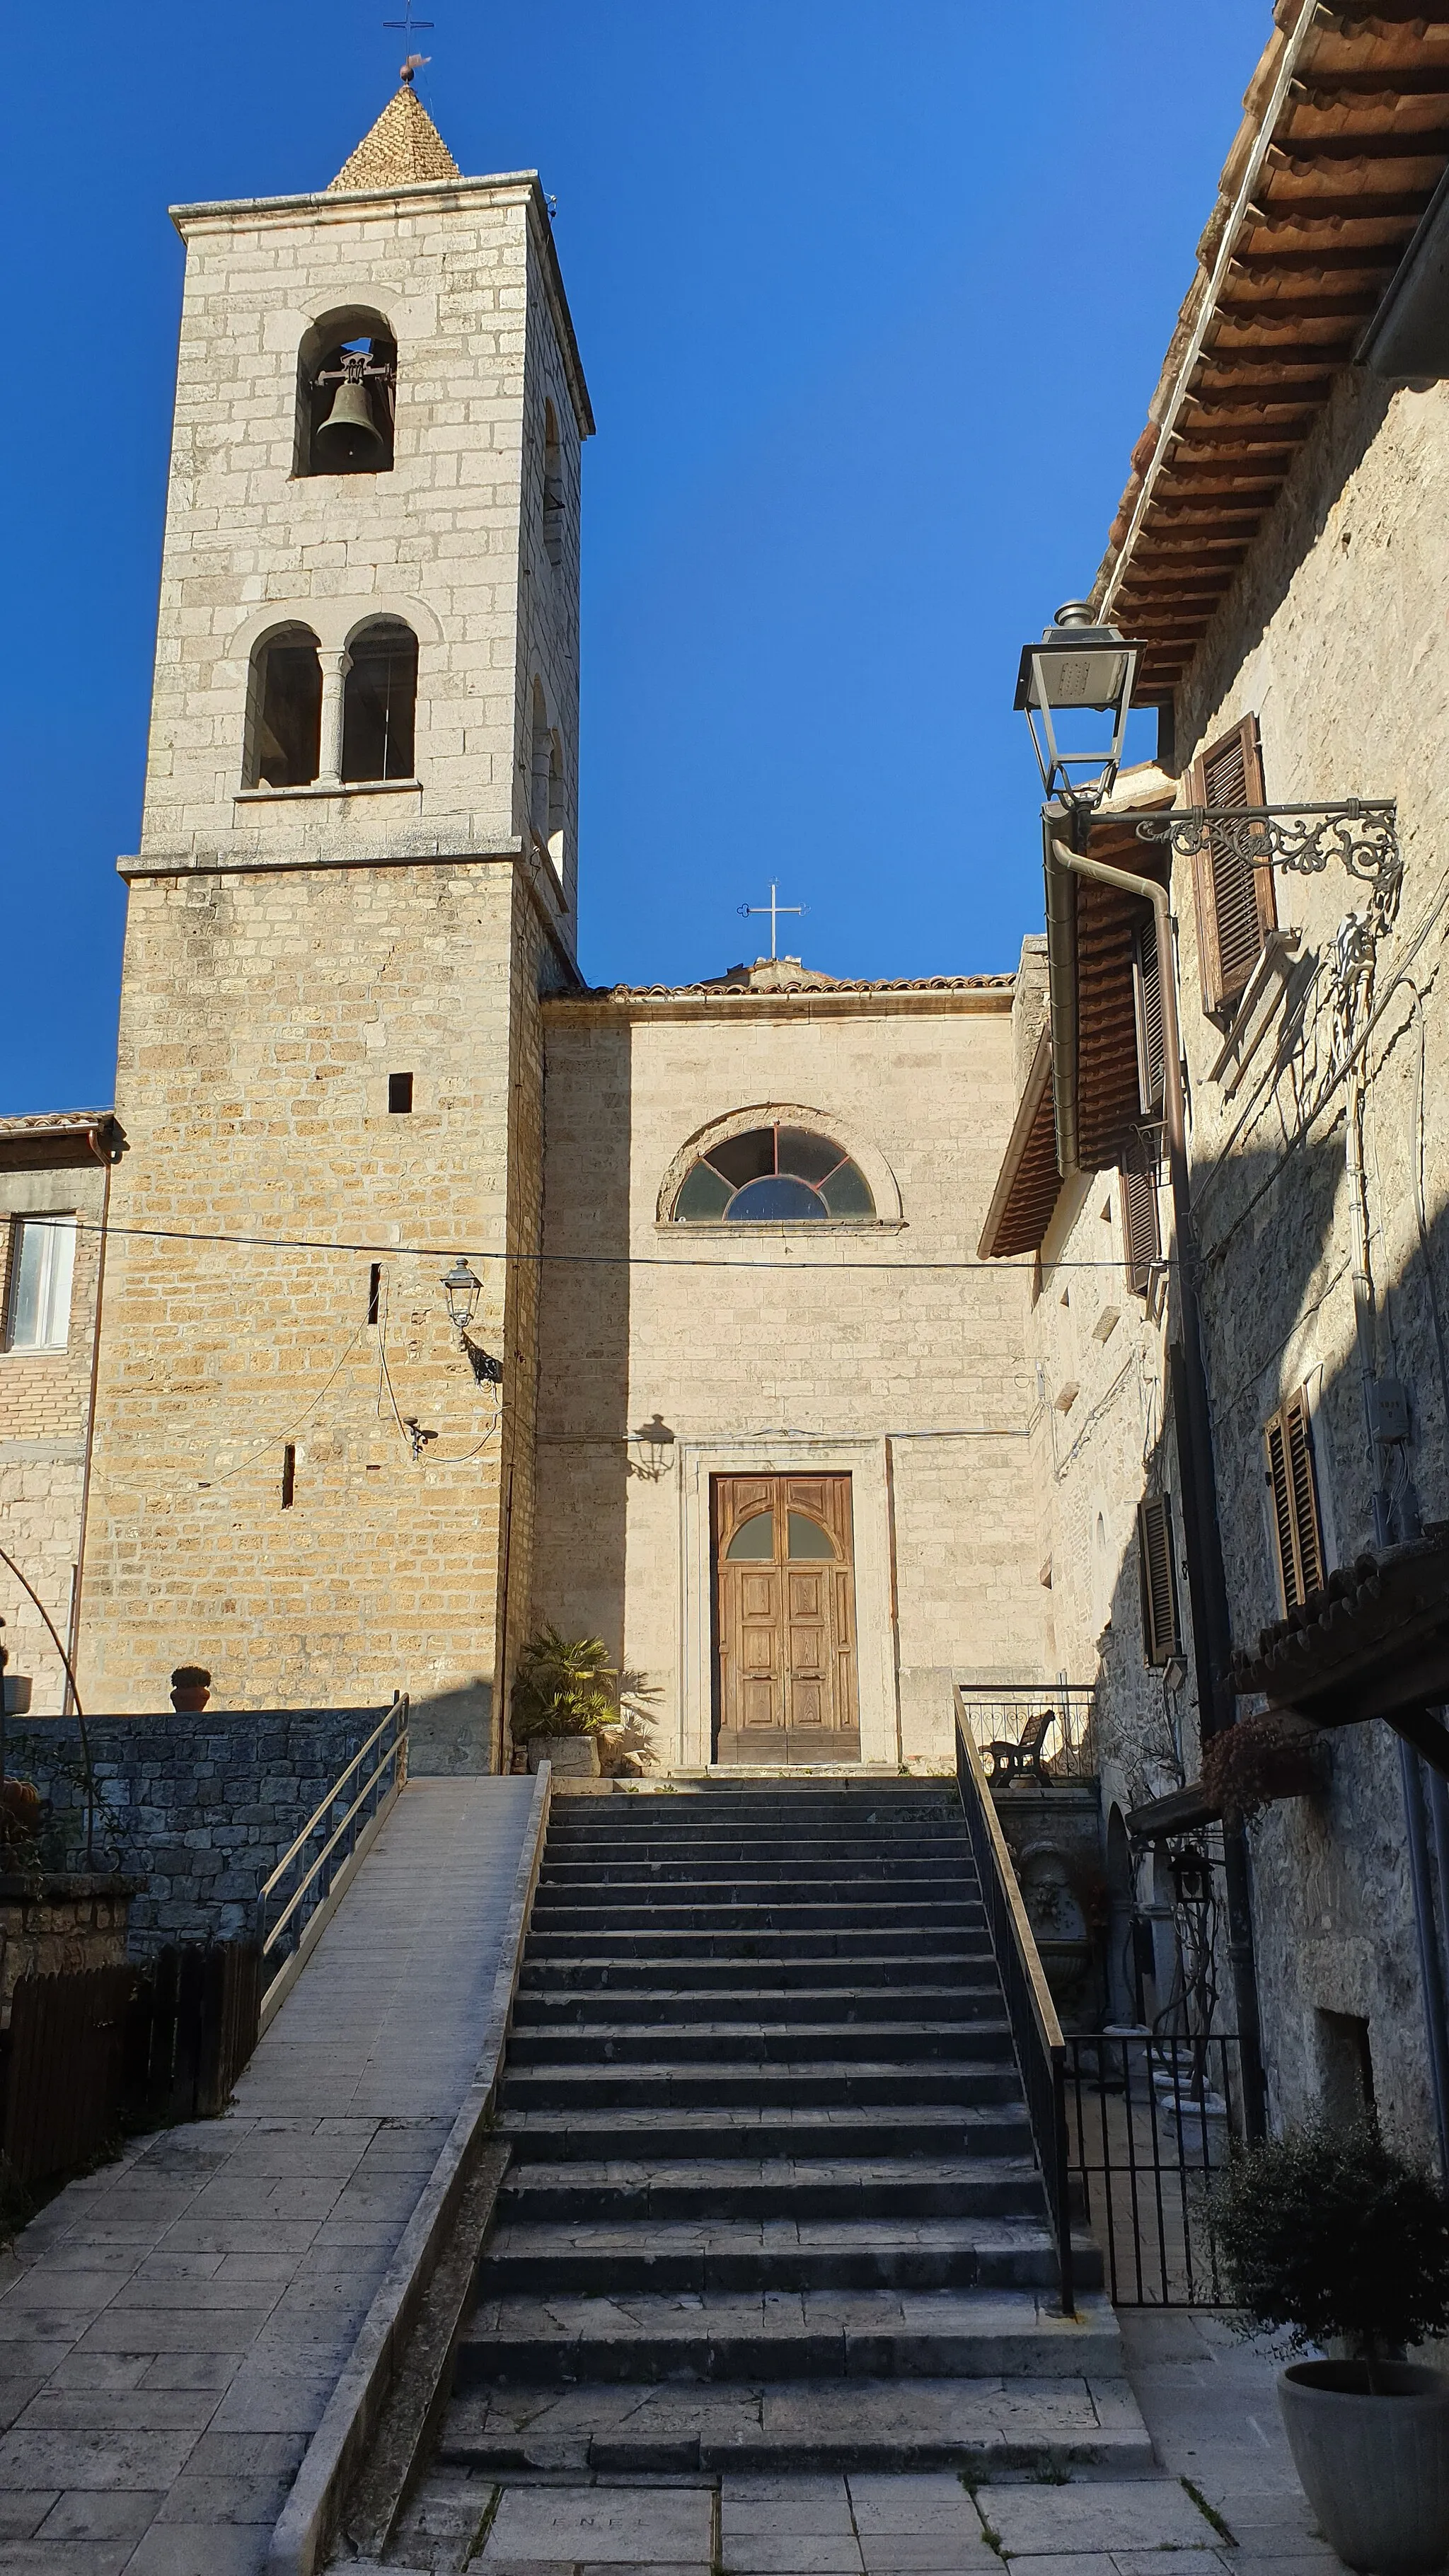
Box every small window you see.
[281,1443,296,1508]
[248,627,323,787]
[725,1510,775,1560]
[1265,1387,1326,1612]
[388,1073,413,1114]
[297,313,397,476]
[673,1126,875,1224]
[1190,715,1277,1016]
[366,1264,381,1324]
[787,1512,835,1560]
[342,622,417,782]
[1137,1494,1182,1665]
[6,1215,76,1351]
[543,398,565,568]
[1120,1161,1160,1298]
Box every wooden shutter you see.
[1190,715,1276,1015]
[1121,1165,1161,1296]
[1133,917,1165,1113]
[1264,1387,1326,1612]
[1138,1494,1182,1665]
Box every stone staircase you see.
[439,1777,1152,2476]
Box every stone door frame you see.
[676,1436,898,1769]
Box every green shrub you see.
[1212,2118,1449,2360]
[509,1629,620,1740]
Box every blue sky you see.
[0,1,1269,1112]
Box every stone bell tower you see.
[77,78,593,1766]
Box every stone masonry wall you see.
[533,986,1046,1769]
[78,860,523,1761]
[0,1158,108,1714]
[1162,373,1449,2148]
[6,1709,379,1951]
[137,174,586,940]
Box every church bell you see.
[314,376,386,468]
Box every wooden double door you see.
[712,1474,860,1765]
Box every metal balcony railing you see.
[956,1681,1098,1785]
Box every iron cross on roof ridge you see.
[738,883,806,961]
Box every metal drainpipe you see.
[1048,826,1268,2135]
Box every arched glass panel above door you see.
[724,1511,775,1560]
[787,1512,836,1559]
[673,1125,875,1224]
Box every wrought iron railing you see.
[954,1696,1074,2315]
[956,1681,1097,1784]
[256,1694,409,1973]
[1066,2028,1245,2306]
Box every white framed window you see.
[6,1215,76,1351]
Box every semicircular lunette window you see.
[673,1125,876,1224]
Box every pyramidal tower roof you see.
[328,81,462,192]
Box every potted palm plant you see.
[509,1629,621,1777]
[1213,2120,1449,2575]
[170,1665,212,1714]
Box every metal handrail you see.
[258,1694,409,1961]
[954,1692,1075,2316]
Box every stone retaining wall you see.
[4,1709,381,1952]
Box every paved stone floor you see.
[370,2309,1339,2576]
[0,1776,536,2576]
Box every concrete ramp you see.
[0,1773,544,2576]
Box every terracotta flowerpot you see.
[1278,2361,1449,2576]
[171,1686,211,1713]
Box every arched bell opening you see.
[245,625,323,787]
[296,306,397,477]
[340,620,418,782]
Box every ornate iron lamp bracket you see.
[1121,801,1402,927]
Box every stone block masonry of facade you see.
[4,1709,379,1951]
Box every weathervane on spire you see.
[384,0,434,81]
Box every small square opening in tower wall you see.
[388,1073,413,1114]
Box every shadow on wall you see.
[529,1011,633,1694]
[1080,1116,1449,2133]
[408,1676,492,1776]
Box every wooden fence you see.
[1,1940,262,2190]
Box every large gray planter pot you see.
[526,1735,600,1777]
[1278,2361,1449,2575]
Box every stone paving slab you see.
[379,2308,1341,2576]
[0,1779,536,2576]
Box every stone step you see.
[541,1825,971,1852]
[499,2057,1020,2109]
[517,1949,991,1993]
[435,2370,1155,2478]
[497,2101,1033,2161]
[537,1857,975,1888]
[478,2214,1093,2295]
[453,2286,1125,2386]
[504,2017,1012,2068]
[528,1899,985,1934]
[524,1925,987,1961]
[511,1980,1003,2028]
[495,2154,1046,2224]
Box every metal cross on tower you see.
[738,883,805,961]
[384,0,434,78]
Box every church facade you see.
[0,85,1047,1772]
